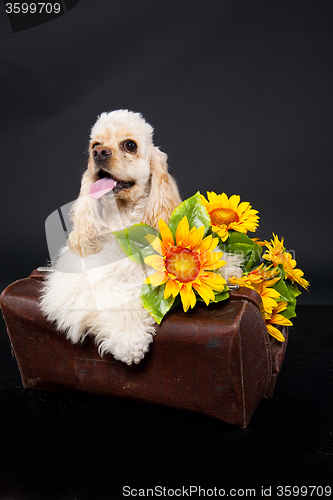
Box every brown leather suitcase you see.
[0,269,288,427]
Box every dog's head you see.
[68,110,181,256]
[87,110,154,203]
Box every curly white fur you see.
[40,109,242,365]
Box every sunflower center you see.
[210,207,239,226]
[165,247,201,283]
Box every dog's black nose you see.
[92,146,112,161]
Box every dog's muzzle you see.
[92,146,112,162]
[96,168,135,191]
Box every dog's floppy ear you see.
[67,171,107,257]
[141,146,182,229]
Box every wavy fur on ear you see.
[141,146,182,229]
[67,171,108,257]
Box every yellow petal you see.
[229,194,240,210]
[144,254,165,272]
[200,250,224,269]
[145,234,164,255]
[230,276,255,290]
[179,285,195,312]
[207,191,218,205]
[237,201,250,214]
[158,219,174,248]
[215,226,229,242]
[229,223,247,233]
[273,301,289,314]
[266,324,286,342]
[192,281,215,305]
[200,194,209,209]
[200,272,226,291]
[198,234,213,253]
[175,216,190,246]
[164,278,181,299]
[269,313,293,327]
[262,287,281,300]
[220,193,229,207]
[264,277,281,288]
[199,235,220,254]
[187,225,205,249]
[251,238,266,247]
[204,260,226,271]
[261,296,279,315]
[144,271,168,286]
[180,284,197,311]
[285,266,310,290]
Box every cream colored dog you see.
[41,110,242,364]
[41,110,181,364]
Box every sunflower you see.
[263,234,309,290]
[144,217,227,312]
[262,234,286,266]
[244,263,281,283]
[251,238,267,247]
[229,264,281,316]
[200,192,259,242]
[281,252,310,290]
[255,279,281,316]
[265,301,293,342]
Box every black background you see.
[1,0,332,304]
[0,2,333,499]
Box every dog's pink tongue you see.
[89,177,116,199]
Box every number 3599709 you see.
[6,3,61,14]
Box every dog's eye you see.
[91,142,101,149]
[123,140,137,153]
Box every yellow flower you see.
[251,238,267,247]
[263,234,309,290]
[265,301,293,342]
[255,279,281,316]
[263,234,286,266]
[229,264,281,316]
[281,252,310,290]
[144,217,227,312]
[200,192,259,242]
[229,275,256,290]
[246,263,281,282]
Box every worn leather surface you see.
[0,270,288,427]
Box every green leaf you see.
[168,192,211,238]
[277,263,287,280]
[169,295,181,311]
[281,302,297,321]
[112,224,159,264]
[285,281,302,301]
[272,277,293,303]
[279,281,301,321]
[140,283,175,324]
[211,290,230,303]
[272,278,299,321]
[221,231,263,272]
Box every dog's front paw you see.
[115,332,154,365]
[67,232,103,257]
[100,332,153,365]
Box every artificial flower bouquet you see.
[113,191,309,342]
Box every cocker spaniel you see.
[40,110,242,364]
[40,110,181,364]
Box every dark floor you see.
[0,305,332,500]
